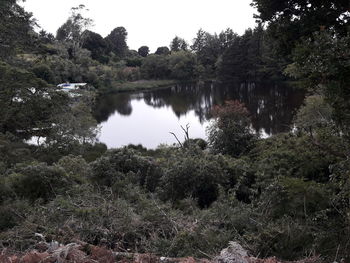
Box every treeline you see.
[2,4,287,94]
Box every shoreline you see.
[100,79,181,94]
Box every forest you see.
[0,0,350,262]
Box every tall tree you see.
[218,28,237,51]
[252,0,350,55]
[81,30,109,63]
[191,29,207,53]
[56,5,93,43]
[141,55,170,79]
[287,31,350,137]
[170,36,188,52]
[191,29,221,77]
[56,5,93,59]
[155,46,170,56]
[138,46,150,57]
[105,26,128,58]
[168,51,196,80]
[0,0,34,58]
[252,0,350,33]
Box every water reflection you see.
[94,82,305,148]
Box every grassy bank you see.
[106,79,180,93]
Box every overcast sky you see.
[22,0,257,52]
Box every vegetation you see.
[1,0,350,262]
[108,80,179,92]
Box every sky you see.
[22,0,257,52]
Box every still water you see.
[94,82,305,149]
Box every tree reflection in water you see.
[94,82,305,147]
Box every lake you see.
[94,82,305,149]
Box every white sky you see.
[22,0,257,52]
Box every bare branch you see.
[180,123,190,141]
[169,132,183,147]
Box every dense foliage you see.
[1,0,350,262]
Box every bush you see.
[90,148,162,192]
[0,206,16,231]
[207,100,257,157]
[0,200,30,231]
[159,148,230,208]
[32,64,55,83]
[141,55,170,79]
[57,155,90,183]
[249,134,336,184]
[7,162,71,201]
[168,51,197,80]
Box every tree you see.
[294,95,347,158]
[0,63,53,138]
[81,30,109,63]
[207,100,257,157]
[32,64,55,83]
[287,31,350,139]
[56,5,93,59]
[170,36,188,52]
[295,95,333,133]
[217,26,265,81]
[56,5,93,43]
[0,61,99,147]
[105,26,128,58]
[191,29,207,53]
[251,0,350,56]
[0,0,34,58]
[252,0,350,34]
[191,29,221,77]
[38,30,55,44]
[168,51,197,80]
[217,34,245,81]
[138,46,150,57]
[218,28,237,51]
[155,46,170,55]
[140,54,170,79]
[48,98,99,147]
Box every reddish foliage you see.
[0,243,322,263]
[20,251,50,263]
[90,245,115,263]
[212,100,249,119]
[211,100,250,131]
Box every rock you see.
[214,242,249,263]
[47,241,60,252]
[34,242,49,252]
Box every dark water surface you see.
[94,82,305,148]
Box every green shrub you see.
[57,155,90,183]
[32,64,55,83]
[246,218,315,260]
[7,162,71,201]
[159,148,230,207]
[90,148,162,192]
[249,134,336,184]
[207,100,257,157]
[0,200,31,232]
[0,206,16,231]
